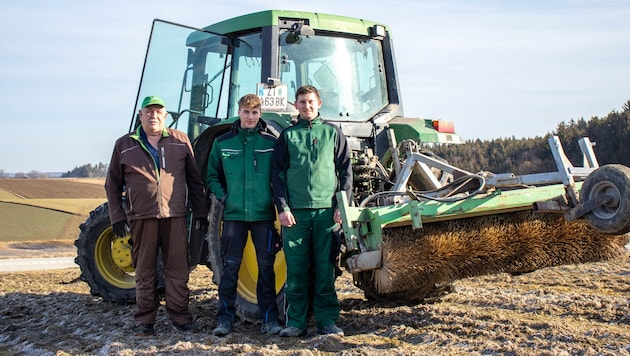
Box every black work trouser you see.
[217,220,278,323]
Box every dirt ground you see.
[0,178,106,199]
[1,252,628,355]
[0,240,76,259]
[1,179,628,354]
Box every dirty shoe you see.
[279,325,307,337]
[132,324,155,336]
[317,324,344,336]
[213,320,232,336]
[261,321,282,334]
[173,322,199,333]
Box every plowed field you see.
[0,257,628,355]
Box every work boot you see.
[172,322,199,333]
[260,321,282,334]
[212,320,232,337]
[317,324,344,336]
[132,324,155,336]
[279,325,307,337]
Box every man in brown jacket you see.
[105,95,208,336]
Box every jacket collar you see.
[131,126,170,140]
[232,118,268,133]
[296,115,322,127]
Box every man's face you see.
[295,92,321,120]
[139,105,167,135]
[239,106,261,129]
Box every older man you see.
[105,96,208,336]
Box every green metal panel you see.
[204,10,387,35]
[389,117,462,144]
[337,182,578,253]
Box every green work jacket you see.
[206,119,277,221]
[272,115,352,211]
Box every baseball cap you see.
[141,96,166,108]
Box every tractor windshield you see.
[279,32,388,122]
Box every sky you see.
[1,0,629,173]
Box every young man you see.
[272,85,353,337]
[105,96,208,336]
[206,94,281,336]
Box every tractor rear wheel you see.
[74,203,136,303]
[580,164,630,235]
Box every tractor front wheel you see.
[74,203,136,303]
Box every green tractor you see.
[75,10,630,321]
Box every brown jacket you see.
[105,126,208,224]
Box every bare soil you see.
[1,254,628,355]
[1,180,628,354]
[0,178,106,199]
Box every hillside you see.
[0,178,106,258]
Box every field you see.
[0,178,105,258]
[0,258,628,355]
[0,179,628,355]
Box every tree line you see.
[61,162,109,178]
[430,100,630,175]
[0,163,109,178]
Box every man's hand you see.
[194,216,209,231]
[279,211,296,227]
[111,221,128,238]
[333,208,342,224]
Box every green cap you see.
[141,96,166,108]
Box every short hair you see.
[295,85,320,100]
[238,94,262,110]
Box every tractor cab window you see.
[280,32,388,122]
[223,33,263,118]
[135,20,233,142]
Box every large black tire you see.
[74,203,136,303]
[580,164,630,235]
[207,196,287,323]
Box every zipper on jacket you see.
[253,153,258,173]
[127,187,133,213]
[161,147,166,169]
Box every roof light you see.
[370,25,386,37]
[432,120,455,133]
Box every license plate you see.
[257,83,288,110]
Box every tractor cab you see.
[131,10,459,166]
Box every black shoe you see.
[213,320,233,336]
[132,324,155,336]
[173,322,199,333]
[317,324,344,336]
[279,325,307,337]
